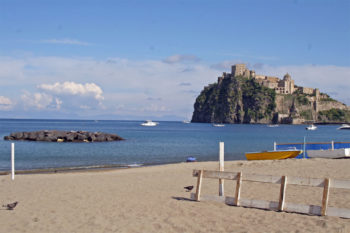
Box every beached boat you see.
[306,124,317,130]
[307,148,350,159]
[245,150,302,161]
[337,124,350,130]
[213,124,225,127]
[140,120,158,126]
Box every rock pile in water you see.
[4,130,124,142]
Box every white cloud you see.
[40,38,91,46]
[1,54,349,119]
[38,82,104,101]
[163,54,200,64]
[21,92,57,110]
[0,96,13,110]
[55,98,62,110]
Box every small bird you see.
[3,201,18,210]
[184,185,194,192]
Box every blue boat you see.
[186,156,197,162]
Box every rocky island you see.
[4,130,124,142]
[192,64,350,124]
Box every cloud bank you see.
[163,54,200,64]
[40,38,92,46]
[0,96,13,110]
[38,82,104,101]
[0,55,349,119]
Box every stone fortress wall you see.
[220,63,317,96]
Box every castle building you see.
[218,64,314,95]
[275,73,295,94]
[231,64,250,78]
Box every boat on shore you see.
[306,124,317,130]
[307,148,350,159]
[337,124,350,130]
[245,150,302,161]
[140,120,158,127]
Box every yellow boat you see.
[245,150,302,161]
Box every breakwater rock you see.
[4,130,124,142]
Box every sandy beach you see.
[1,159,350,233]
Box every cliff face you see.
[191,76,350,124]
[275,93,350,124]
[191,76,276,124]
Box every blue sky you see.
[0,0,349,120]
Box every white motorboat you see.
[306,124,317,130]
[140,120,158,126]
[337,124,350,130]
[213,123,225,127]
[267,124,279,127]
[308,148,350,159]
[183,120,190,124]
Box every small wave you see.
[127,163,143,167]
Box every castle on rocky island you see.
[218,64,318,96]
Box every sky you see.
[0,0,349,120]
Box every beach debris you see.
[184,185,194,192]
[3,201,18,210]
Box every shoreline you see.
[1,157,350,176]
[0,160,208,175]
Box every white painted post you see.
[303,136,306,159]
[11,143,15,180]
[331,141,334,151]
[274,141,276,151]
[219,142,224,196]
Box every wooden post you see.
[195,170,203,201]
[11,143,15,180]
[234,172,242,206]
[321,178,330,216]
[278,176,287,211]
[219,142,224,196]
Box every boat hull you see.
[245,150,302,161]
[307,148,350,159]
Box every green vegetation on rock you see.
[296,94,310,105]
[318,109,350,122]
[300,110,313,120]
[191,76,276,123]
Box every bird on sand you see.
[184,185,194,192]
[3,201,18,210]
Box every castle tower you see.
[283,73,291,81]
[250,70,256,78]
[231,64,249,77]
[283,73,295,94]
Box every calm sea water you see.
[0,119,349,171]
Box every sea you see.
[0,119,349,171]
